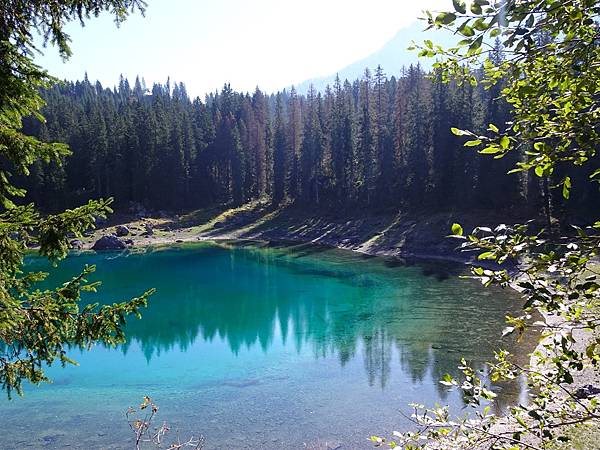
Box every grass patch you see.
[179,202,261,234]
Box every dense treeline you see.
[21,53,598,217]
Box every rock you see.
[213,221,224,229]
[575,384,600,399]
[176,239,183,243]
[115,225,130,237]
[95,216,108,226]
[124,239,134,246]
[70,239,84,250]
[92,234,126,251]
[141,223,154,236]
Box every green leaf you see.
[480,146,501,154]
[488,123,499,133]
[451,127,469,136]
[562,176,571,199]
[458,23,475,37]
[516,416,528,429]
[464,139,482,147]
[440,373,456,386]
[535,166,544,177]
[468,36,484,55]
[451,223,463,236]
[500,136,510,149]
[453,0,467,14]
[436,12,457,26]
[478,251,495,260]
[472,18,488,31]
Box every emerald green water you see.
[1,242,527,449]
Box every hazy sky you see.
[35,0,451,97]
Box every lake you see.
[0,241,528,449]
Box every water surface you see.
[1,241,527,449]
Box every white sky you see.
[35,0,451,97]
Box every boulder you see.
[92,234,126,251]
[575,384,600,399]
[95,216,108,227]
[115,225,130,237]
[70,239,84,250]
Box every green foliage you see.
[0,0,151,396]
[374,0,600,448]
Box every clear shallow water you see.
[1,241,527,449]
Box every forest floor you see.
[85,199,533,264]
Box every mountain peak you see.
[289,21,456,94]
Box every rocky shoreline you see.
[82,203,530,266]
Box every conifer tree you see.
[272,94,288,205]
[0,0,152,396]
[357,69,375,205]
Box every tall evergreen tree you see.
[272,94,288,205]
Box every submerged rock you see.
[115,225,130,237]
[92,234,126,251]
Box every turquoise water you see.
[1,242,527,449]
